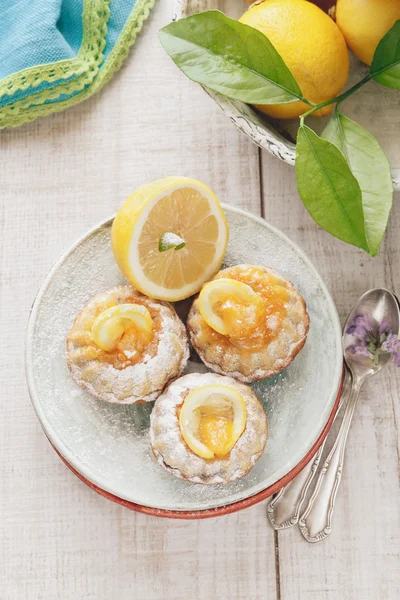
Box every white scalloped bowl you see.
[173,0,400,189]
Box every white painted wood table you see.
[1,1,400,598]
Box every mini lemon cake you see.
[67,286,189,404]
[150,372,268,484]
[187,265,309,382]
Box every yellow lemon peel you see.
[91,303,153,352]
[239,0,349,119]
[198,278,264,338]
[179,384,247,459]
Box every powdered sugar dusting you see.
[188,264,309,382]
[27,211,342,511]
[150,372,267,484]
[67,286,189,404]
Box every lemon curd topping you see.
[178,385,247,459]
[150,373,268,484]
[199,414,235,458]
[198,266,289,351]
[86,300,156,369]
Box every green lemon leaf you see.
[295,125,369,252]
[159,232,186,252]
[322,113,392,256]
[370,20,400,89]
[159,10,305,105]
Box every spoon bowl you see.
[298,287,400,542]
[343,288,400,380]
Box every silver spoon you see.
[267,370,351,530]
[298,288,400,543]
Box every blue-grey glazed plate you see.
[26,206,342,512]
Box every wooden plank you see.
[260,151,400,599]
[0,2,278,599]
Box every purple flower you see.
[348,344,373,358]
[379,319,391,338]
[382,333,400,352]
[346,313,400,368]
[346,314,373,338]
[382,334,400,367]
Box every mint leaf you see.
[370,20,400,89]
[296,125,369,252]
[159,233,186,252]
[322,113,392,256]
[159,10,305,105]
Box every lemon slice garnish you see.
[91,304,152,352]
[111,177,229,301]
[198,278,264,337]
[179,384,247,459]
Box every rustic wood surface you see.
[1,1,399,598]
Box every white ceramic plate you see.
[174,0,400,189]
[26,206,342,512]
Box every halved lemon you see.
[111,177,229,301]
[198,278,264,338]
[179,384,247,459]
[91,303,152,352]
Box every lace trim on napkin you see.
[0,0,111,104]
[0,0,155,128]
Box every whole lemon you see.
[239,0,349,119]
[335,0,400,65]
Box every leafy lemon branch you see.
[160,12,400,255]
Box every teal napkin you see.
[0,0,155,128]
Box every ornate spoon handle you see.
[298,379,362,542]
[267,445,325,529]
[267,372,350,530]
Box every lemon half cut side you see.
[111,177,229,302]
